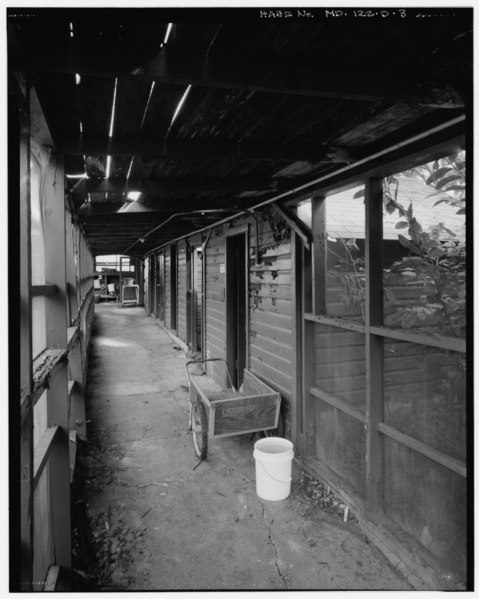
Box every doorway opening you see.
[226,231,248,388]
[156,251,165,321]
[170,245,177,331]
[186,245,203,355]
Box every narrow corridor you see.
[75,304,413,591]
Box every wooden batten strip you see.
[33,425,60,488]
[377,422,466,478]
[305,314,466,353]
[305,313,366,333]
[310,386,367,424]
[369,325,466,353]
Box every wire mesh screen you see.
[314,402,366,499]
[384,437,467,580]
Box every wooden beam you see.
[310,386,367,425]
[71,177,274,195]
[369,325,466,354]
[56,134,341,162]
[377,423,466,478]
[41,146,71,570]
[13,87,34,591]
[301,245,315,456]
[311,195,326,315]
[272,203,311,250]
[29,49,465,108]
[304,313,366,334]
[305,313,466,353]
[46,365,71,571]
[77,200,251,217]
[291,233,303,450]
[365,177,384,514]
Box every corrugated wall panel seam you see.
[250,343,292,369]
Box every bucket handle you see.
[257,459,292,485]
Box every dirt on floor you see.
[71,305,414,592]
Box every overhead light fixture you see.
[66,173,86,179]
[127,191,141,201]
[108,78,118,138]
[105,155,112,179]
[75,73,81,85]
[105,78,118,179]
[140,82,156,129]
[126,157,134,180]
[163,23,173,45]
[170,84,192,127]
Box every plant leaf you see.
[397,235,421,254]
[395,221,409,229]
[428,247,446,259]
[436,174,462,190]
[440,225,456,237]
[391,257,426,271]
[444,185,465,192]
[406,202,413,220]
[456,208,466,215]
[426,167,452,185]
[353,189,365,199]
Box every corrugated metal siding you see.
[177,241,187,342]
[248,217,293,400]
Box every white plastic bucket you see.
[253,438,294,501]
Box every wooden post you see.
[291,232,303,451]
[43,151,71,569]
[68,337,86,440]
[14,89,34,591]
[119,256,123,302]
[365,177,384,513]
[301,195,326,456]
[46,364,71,567]
[312,196,327,314]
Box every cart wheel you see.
[192,401,208,459]
[264,411,284,438]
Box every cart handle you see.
[185,357,235,391]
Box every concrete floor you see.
[77,303,413,591]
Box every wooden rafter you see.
[57,135,345,162]
[70,176,275,194]
[29,49,465,108]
